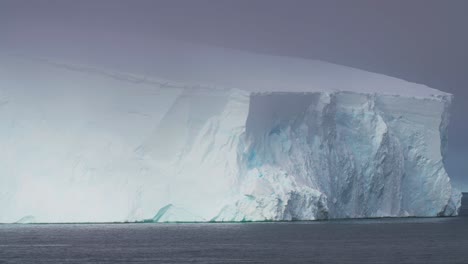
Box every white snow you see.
[0,53,460,223]
[4,38,449,98]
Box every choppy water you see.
[1,194,467,263]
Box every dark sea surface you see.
[1,194,467,264]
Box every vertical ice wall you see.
[0,55,460,223]
[214,92,459,221]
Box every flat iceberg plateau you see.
[0,50,461,223]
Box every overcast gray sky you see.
[1,0,467,189]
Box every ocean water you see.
[1,217,467,263]
[1,195,467,264]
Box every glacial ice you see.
[0,52,460,223]
[151,204,205,223]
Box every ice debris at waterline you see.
[0,52,461,223]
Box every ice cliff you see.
[0,50,460,223]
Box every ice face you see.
[0,55,460,223]
[219,92,458,221]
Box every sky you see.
[1,0,467,189]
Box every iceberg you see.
[0,48,460,223]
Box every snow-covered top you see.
[130,42,447,99]
[0,40,449,99]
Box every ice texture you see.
[0,54,460,223]
[151,204,205,223]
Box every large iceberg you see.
[0,48,460,223]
